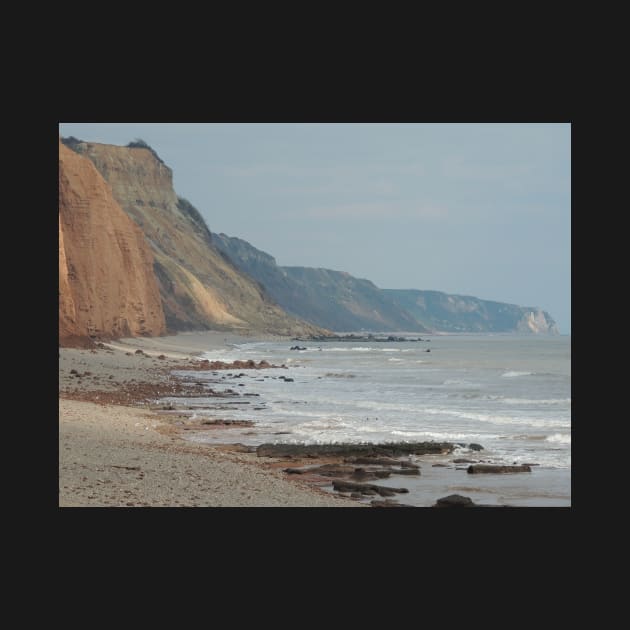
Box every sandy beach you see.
[59,333,361,507]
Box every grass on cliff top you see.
[126,138,166,165]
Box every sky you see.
[58,123,571,333]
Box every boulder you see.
[349,467,392,481]
[391,467,421,475]
[434,494,476,508]
[468,443,484,451]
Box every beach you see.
[59,332,570,507]
[59,333,362,507]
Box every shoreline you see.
[59,333,362,507]
[59,332,570,507]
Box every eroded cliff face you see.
[59,141,166,346]
[385,289,559,334]
[516,309,559,334]
[70,141,322,336]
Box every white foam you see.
[546,433,571,444]
[502,371,534,378]
[443,379,480,387]
[389,429,499,441]
[298,417,351,430]
[322,346,373,352]
[418,407,570,428]
[502,398,571,406]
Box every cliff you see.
[67,140,322,337]
[59,141,166,346]
[383,289,559,334]
[214,232,559,334]
[213,234,429,331]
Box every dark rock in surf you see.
[343,456,419,470]
[371,499,415,507]
[226,443,257,453]
[468,443,484,451]
[349,467,392,481]
[332,479,408,497]
[434,494,476,507]
[391,467,421,475]
[257,441,455,458]
[284,468,308,474]
[467,464,531,474]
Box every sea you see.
[162,333,571,507]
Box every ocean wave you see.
[324,372,357,378]
[323,346,373,352]
[545,433,571,444]
[509,434,548,440]
[448,392,483,399]
[354,400,416,413]
[502,371,534,378]
[502,397,571,406]
[389,429,499,441]
[419,407,569,429]
[387,358,405,362]
[443,379,480,387]
[298,417,351,430]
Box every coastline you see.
[59,332,569,507]
[59,333,362,507]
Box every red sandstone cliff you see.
[59,141,166,346]
[70,140,323,336]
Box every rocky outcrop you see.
[467,464,532,474]
[59,141,166,346]
[332,479,409,497]
[256,442,454,458]
[65,140,324,337]
[516,309,559,334]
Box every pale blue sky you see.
[59,123,571,333]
